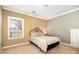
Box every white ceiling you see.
[2,5,79,20]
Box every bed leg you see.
[39,49,47,54]
[43,51,47,54]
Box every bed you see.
[29,27,60,53]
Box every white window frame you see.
[8,16,24,39]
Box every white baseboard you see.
[61,42,71,46]
[61,42,76,48]
[2,42,78,49]
[2,42,30,49]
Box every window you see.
[8,16,24,39]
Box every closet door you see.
[0,6,2,53]
[71,29,79,48]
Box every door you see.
[71,29,79,48]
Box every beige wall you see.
[47,10,79,44]
[0,6,2,50]
[2,9,46,47]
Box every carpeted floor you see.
[2,43,79,54]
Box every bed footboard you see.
[47,41,59,50]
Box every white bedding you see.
[30,36,60,52]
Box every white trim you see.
[48,8,79,20]
[2,42,78,49]
[2,42,30,49]
[61,42,71,46]
[61,42,77,48]
[3,7,79,20]
[3,7,46,20]
[8,16,24,39]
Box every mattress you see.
[30,36,60,52]
[31,36,60,45]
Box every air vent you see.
[32,11,36,13]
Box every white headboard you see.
[29,27,44,36]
